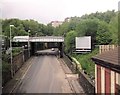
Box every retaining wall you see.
[78,69,95,94]
[62,53,95,94]
[63,54,77,73]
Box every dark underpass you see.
[30,42,63,57]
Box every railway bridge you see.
[12,36,64,57]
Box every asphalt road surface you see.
[35,48,58,55]
[13,55,73,93]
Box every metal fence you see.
[2,49,30,86]
[12,49,29,73]
[13,52,24,73]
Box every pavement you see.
[2,56,34,93]
[3,53,85,94]
[58,58,85,94]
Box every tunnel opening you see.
[30,42,63,57]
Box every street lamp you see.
[35,32,37,52]
[10,24,14,78]
[28,30,30,57]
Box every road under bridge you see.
[12,36,64,57]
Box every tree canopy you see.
[53,10,118,53]
[2,19,54,38]
[2,10,118,54]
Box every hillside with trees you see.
[53,10,118,54]
[52,10,118,79]
[2,19,54,38]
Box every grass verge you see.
[71,48,99,79]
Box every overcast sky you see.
[1,0,119,24]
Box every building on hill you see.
[50,21,63,27]
[92,46,120,94]
[65,17,71,22]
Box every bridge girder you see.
[12,36,64,42]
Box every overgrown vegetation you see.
[2,53,11,86]
[12,47,22,56]
[53,10,118,80]
[72,48,99,79]
[53,10,118,53]
[2,47,23,85]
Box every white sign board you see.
[76,36,91,49]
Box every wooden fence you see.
[99,45,118,54]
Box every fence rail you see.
[99,45,118,54]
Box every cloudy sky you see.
[1,0,119,24]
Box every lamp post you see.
[35,32,37,52]
[10,25,14,78]
[28,30,30,57]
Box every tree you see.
[96,21,112,45]
[81,10,116,23]
[2,19,55,37]
[109,13,118,45]
[65,30,77,54]
[75,18,100,47]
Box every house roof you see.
[92,46,120,73]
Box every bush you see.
[72,48,99,78]
[12,47,22,56]
[2,60,11,86]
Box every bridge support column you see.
[59,42,63,58]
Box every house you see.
[65,17,71,22]
[92,46,120,94]
[50,21,63,27]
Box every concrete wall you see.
[78,69,95,94]
[63,54,77,73]
[23,49,30,62]
[63,53,95,94]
